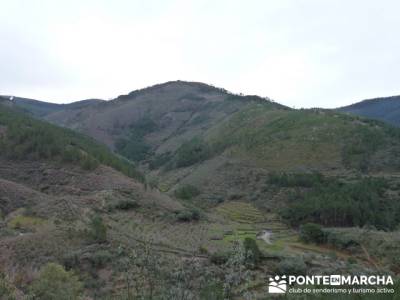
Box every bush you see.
[113,199,139,210]
[29,263,83,300]
[199,246,209,255]
[89,250,113,268]
[8,215,45,231]
[174,185,201,200]
[325,231,360,250]
[210,251,229,265]
[88,214,107,243]
[267,172,324,188]
[62,251,80,270]
[149,152,173,170]
[175,137,211,168]
[0,273,16,300]
[176,208,201,222]
[199,281,224,300]
[243,237,262,266]
[276,256,307,275]
[80,155,99,170]
[299,223,326,244]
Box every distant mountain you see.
[339,95,400,126]
[0,95,104,117]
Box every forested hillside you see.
[1,83,400,298]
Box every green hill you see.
[205,105,400,172]
[0,104,143,182]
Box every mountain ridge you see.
[339,95,400,126]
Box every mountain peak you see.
[116,80,228,101]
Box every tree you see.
[89,214,107,243]
[29,263,83,300]
[243,237,261,266]
[299,223,326,244]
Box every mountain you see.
[6,81,400,207]
[0,95,105,118]
[339,95,400,126]
[2,82,400,298]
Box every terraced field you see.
[212,201,297,252]
[215,201,265,223]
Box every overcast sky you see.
[1,0,399,108]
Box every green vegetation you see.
[4,86,400,298]
[29,263,83,300]
[267,172,325,187]
[115,117,157,162]
[8,215,46,231]
[207,105,400,171]
[276,256,307,275]
[112,199,140,210]
[0,273,16,300]
[0,105,144,182]
[89,250,113,268]
[243,237,261,266]
[299,223,326,244]
[282,177,399,230]
[148,151,173,169]
[174,137,211,168]
[174,184,201,200]
[210,251,230,265]
[88,214,107,243]
[323,228,400,271]
[341,125,386,172]
[175,208,201,222]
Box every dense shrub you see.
[29,263,83,300]
[89,250,113,268]
[174,185,201,200]
[210,251,230,265]
[267,172,324,187]
[115,136,151,162]
[113,199,140,210]
[115,117,157,162]
[342,126,384,172]
[88,215,107,243]
[243,237,261,266]
[324,231,360,250]
[199,281,224,300]
[0,273,16,300]
[276,256,307,275]
[175,137,211,168]
[175,208,201,222]
[299,223,326,244]
[149,152,173,169]
[62,251,81,270]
